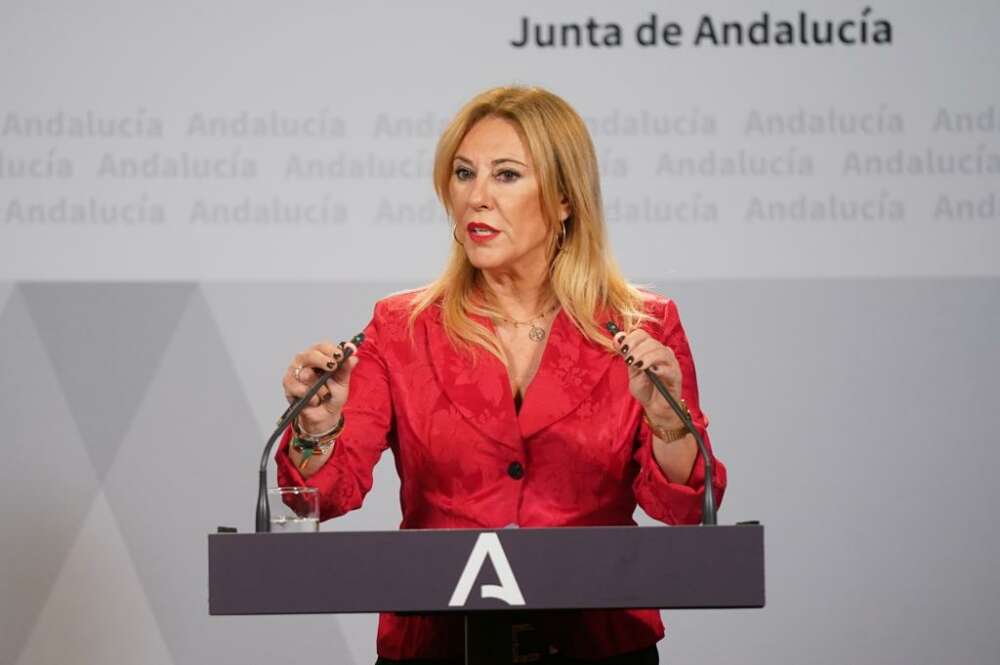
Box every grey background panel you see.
[20,283,195,481]
[99,288,353,664]
[1,1,999,281]
[1,278,998,664]
[0,284,12,314]
[0,288,102,665]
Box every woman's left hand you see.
[614,329,684,427]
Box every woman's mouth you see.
[466,222,500,243]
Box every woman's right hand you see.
[282,340,360,434]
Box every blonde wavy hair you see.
[409,85,649,361]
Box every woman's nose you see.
[468,173,491,210]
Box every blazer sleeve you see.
[632,298,727,525]
[275,300,394,521]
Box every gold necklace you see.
[495,304,559,342]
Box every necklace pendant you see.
[528,324,546,342]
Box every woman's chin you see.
[464,248,508,271]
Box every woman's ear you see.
[559,195,571,223]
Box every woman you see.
[278,86,727,663]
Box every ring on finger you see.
[293,365,305,381]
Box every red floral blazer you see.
[276,291,727,660]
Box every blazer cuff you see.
[634,419,726,525]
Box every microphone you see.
[605,322,718,525]
[255,333,365,533]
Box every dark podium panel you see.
[209,524,764,615]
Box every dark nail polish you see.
[326,362,335,369]
[625,356,634,366]
[621,344,629,354]
[634,360,644,369]
[650,365,658,372]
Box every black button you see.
[507,461,524,480]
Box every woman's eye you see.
[454,167,473,180]
[496,169,520,182]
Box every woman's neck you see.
[479,263,554,321]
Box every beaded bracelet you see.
[292,415,344,469]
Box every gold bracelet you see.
[643,401,690,443]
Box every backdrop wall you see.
[2,2,998,664]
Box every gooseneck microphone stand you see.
[255,334,364,533]
[606,322,717,525]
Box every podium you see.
[208,524,764,663]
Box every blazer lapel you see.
[422,306,523,453]
[518,310,616,439]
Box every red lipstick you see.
[466,221,500,243]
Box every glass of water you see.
[267,486,319,532]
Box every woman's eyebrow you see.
[453,155,528,167]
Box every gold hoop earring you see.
[453,225,462,244]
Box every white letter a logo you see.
[448,533,526,607]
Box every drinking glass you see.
[267,486,319,532]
